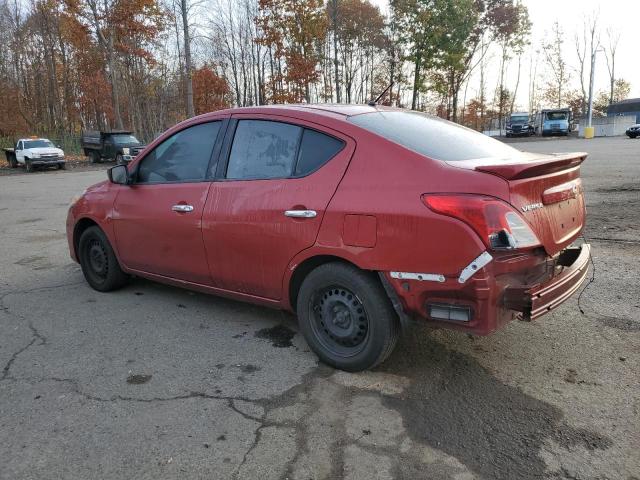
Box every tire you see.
[78,226,129,292]
[115,154,124,165]
[296,262,399,372]
[58,163,66,170]
[90,151,101,164]
[8,155,17,168]
[25,159,33,173]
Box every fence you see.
[577,115,636,137]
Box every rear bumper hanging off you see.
[503,244,591,321]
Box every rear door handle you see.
[172,204,194,213]
[284,210,317,218]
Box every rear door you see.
[112,119,226,284]
[202,114,354,299]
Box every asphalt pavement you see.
[0,136,638,479]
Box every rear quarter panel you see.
[291,124,511,278]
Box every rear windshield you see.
[348,111,518,161]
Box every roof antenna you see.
[368,82,394,107]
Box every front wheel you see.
[296,262,399,372]
[78,226,129,292]
[115,154,124,165]
[90,151,101,164]
[25,159,33,173]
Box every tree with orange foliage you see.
[256,0,327,103]
[192,66,232,115]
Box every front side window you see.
[137,121,221,183]
[226,120,301,179]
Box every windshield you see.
[112,134,140,144]
[546,112,568,120]
[23,139,54,149]
[510,116,528,123]
[349,110,519,161]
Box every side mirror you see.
[108,164,130,185]
[56,144,61,148]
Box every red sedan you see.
[67,105,590,371]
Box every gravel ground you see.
[0,136,638,480]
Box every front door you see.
[113,120,224,284]
[202,115,355,299]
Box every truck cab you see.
[541,109,571,136]
[506,112,534,137]
[5,138,66,172]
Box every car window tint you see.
[226,120,301,179]
[349,111,519,161]
[295,129,345,176]
[137,121,220,183]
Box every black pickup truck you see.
[80,130,145,164]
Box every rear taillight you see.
[422,194,541,250]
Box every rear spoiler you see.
[446,152,588,180]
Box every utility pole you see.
[586,47,603,128]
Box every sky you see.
[371,0,638,110]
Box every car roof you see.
[197,103,391,121]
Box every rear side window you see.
[137,121,220,183]
[226,120,301,179]
[349,111,519,161]
[295,129,345,176]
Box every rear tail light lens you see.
[422,194,541,250]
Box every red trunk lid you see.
[449,152,587,256]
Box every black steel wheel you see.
[310,286,370,357]
[78,226,128,292]
[297,262,399,372]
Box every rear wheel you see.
[296,262,399,372]
[8,155,17,168]
[78,226,128,292]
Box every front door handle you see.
[284,210,317,218]
[172,204,194,213]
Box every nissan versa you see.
[66,105,590,372]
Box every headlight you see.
[122,147,130,155]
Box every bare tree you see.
[603,28,620,105]
[180,0,195,117]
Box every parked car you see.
[67,105,591,372]
[626,124,640,138]
[81,130,145,164]
[3,137,65,172]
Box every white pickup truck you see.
[3,138,66,172]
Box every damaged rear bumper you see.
[382,243,591,335]
[503,244,591,321]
